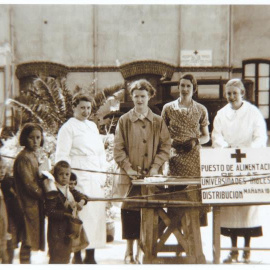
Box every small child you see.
[45,161,88,264]
[69,172,77,191]
[0,156,9,263]
[69,172,84,212]
[69,172,89,264]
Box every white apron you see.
[55,117,107,248]
[212,101,268,228]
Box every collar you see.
[55,182,69,195]
[170,98,199,114]
[129,108,154,122]
[134,109,148,120]
[224,101,247,120]
[171,98,194,110]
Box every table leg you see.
[187,208,206,263]
[141,207,157,264]
[213,206,221,264]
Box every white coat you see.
[55,117,107,248]
[212,101,268,228]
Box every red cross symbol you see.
[231,149,246,163]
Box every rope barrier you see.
[2,153,270,203]
[2,153,270,180]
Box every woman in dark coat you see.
[13,123,46,263]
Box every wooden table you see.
[132,178,207,264]
[132,178,270,264]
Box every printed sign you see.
[181,50,212,66]
[200,148,270,204]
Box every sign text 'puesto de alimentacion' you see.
[200,148,270,204]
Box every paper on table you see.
[144,175,167,183]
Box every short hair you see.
[225,78,246,95]
[53,160,71,179]
[72,93,93,107]
[19,123,44,147]
[179,74,198,93]
[70,172,77,182]
[128,79,156,98]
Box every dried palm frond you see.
[33,77,69,118]
[58,77,73,119]
[6,98,44,124]
[6,75,125,136]
[92,83,125,114]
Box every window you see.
[197,84,220,99]
[243,59,270,126]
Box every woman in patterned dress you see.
[161,73,210,179]
[161,74,210,239]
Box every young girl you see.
[13,123,46,264]
[45,161,88,264]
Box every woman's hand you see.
[183,138,199,152]
[125,168,139,180]
[149,167,159,176]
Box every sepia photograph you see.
[1,0,270,267]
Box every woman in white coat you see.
[212,78,268,263]
[55,93,107,264]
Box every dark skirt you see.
[121,209,141,240]
[221,226,263,237]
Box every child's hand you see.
[77,202,82,211]
[77,199,85,211]
[10,187,17,197]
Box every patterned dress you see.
[161,99,209,177]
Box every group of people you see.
[113,75,267,264]
[0,94,107,264]
[0,74,268,264]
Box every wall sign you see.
[180,50,212,67]
[200,148,270,204]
